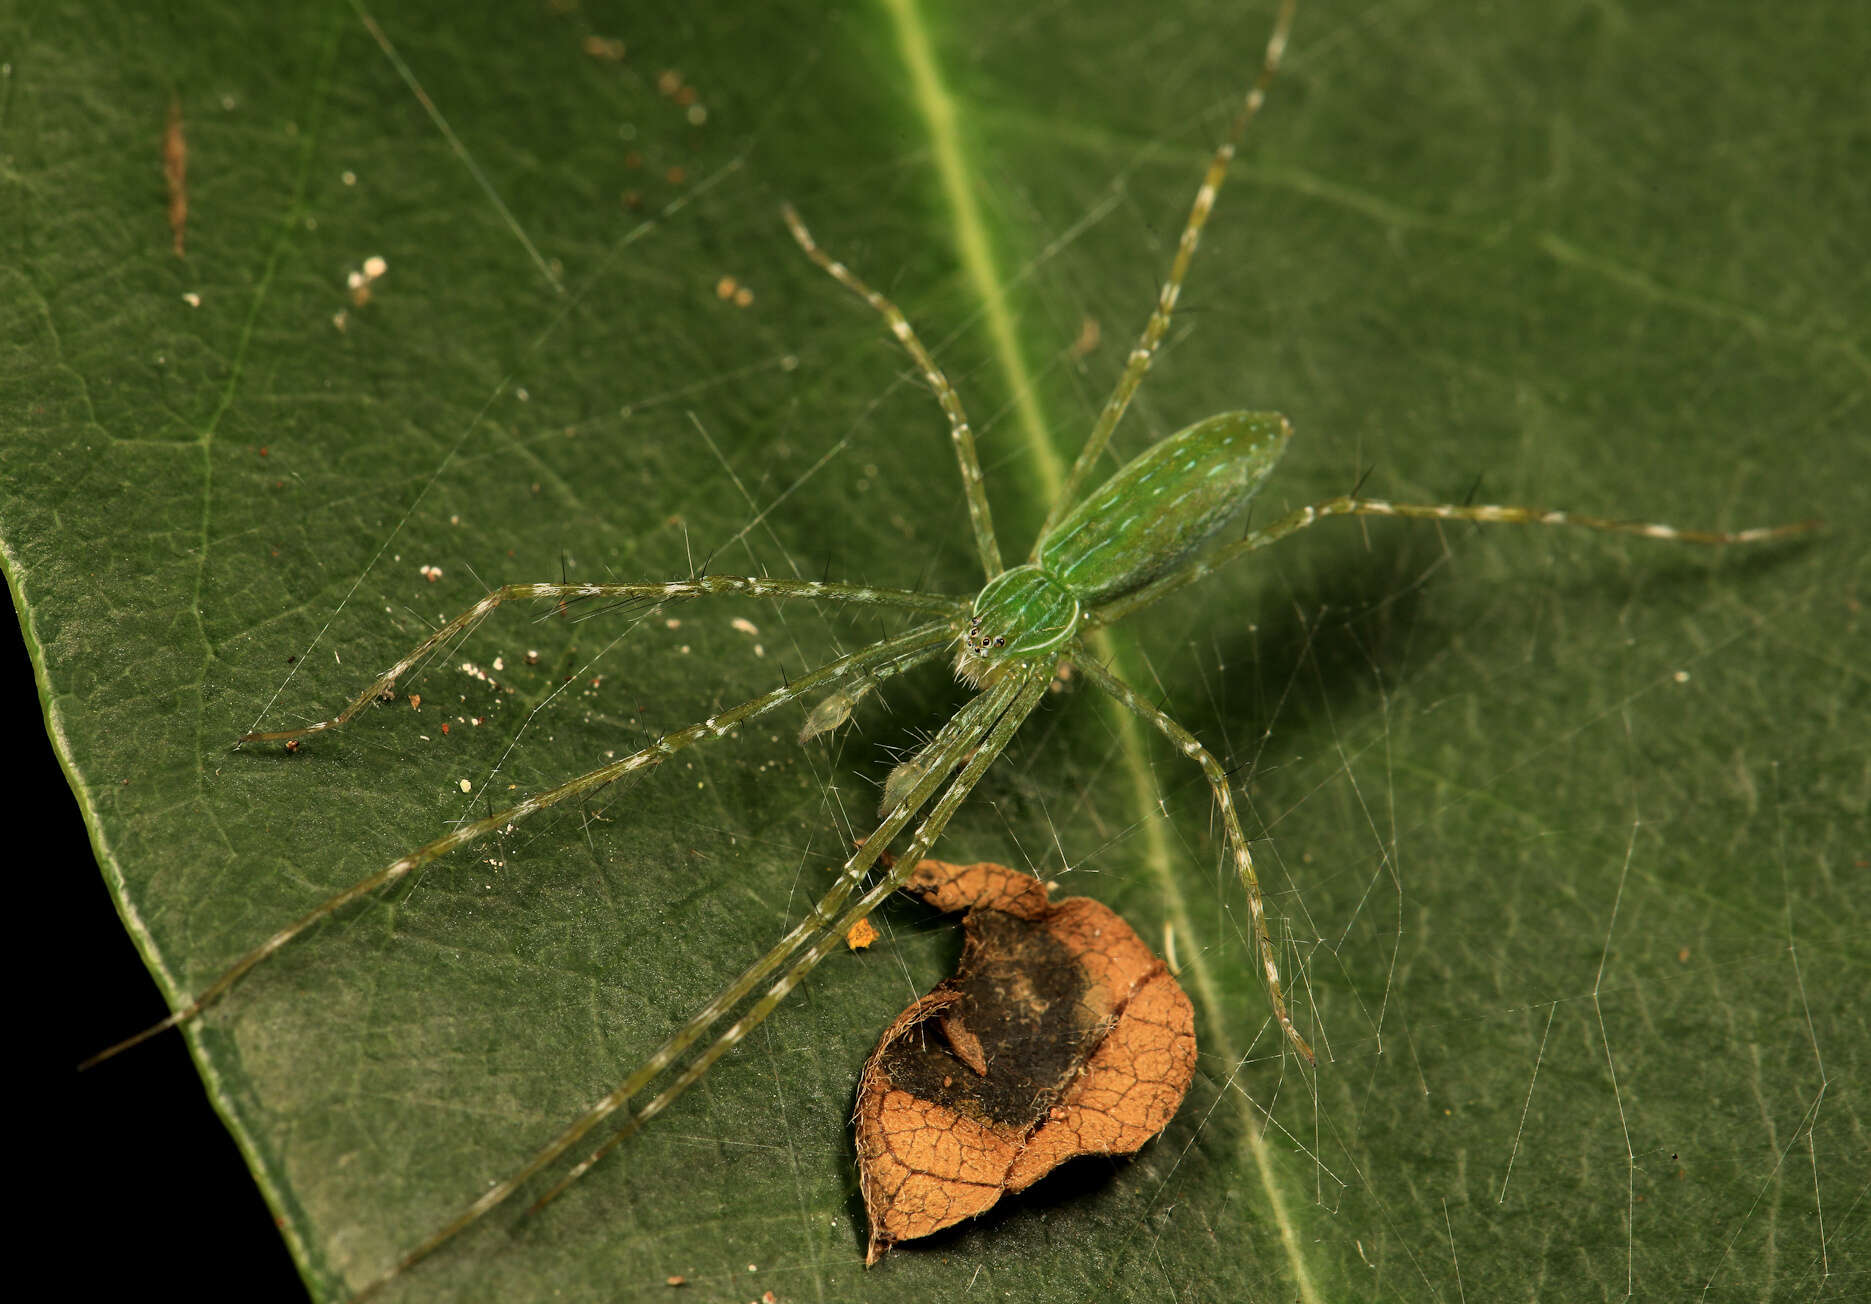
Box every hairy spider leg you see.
[536,673,1054,1207]
[784,205,1003,581]
[1058,492,1819,1067]
[1038,0,1298,539]
[350,670,1049,1299]
[1088,496,1825,630]
[1071,652,1314,1063]
[767,0,1298,1072]
[84,619,956,1069]
[239,576,965,745]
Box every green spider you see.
[99,0,1815,1294]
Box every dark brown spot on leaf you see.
[855,857,1195,1262]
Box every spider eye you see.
[993,636,1006,647]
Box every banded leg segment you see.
[536,670,1054,1207]
[1036,0,1298,543]
[353,670,1044,1297]
[1072,652,1314,1064]
[85,621,955,1069]
[240,575,966,744]
[1089,495,1824,630]
[783,204,1003,581]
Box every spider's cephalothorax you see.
[957,568,1078,686]
[958,410,1291,687]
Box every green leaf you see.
[13,1,1865,1301]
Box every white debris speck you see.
[492,656,505,672]
[1673,670,1691,684]
[420,564,443,582]
[362,254,388,279]
[753,643,765,657]
[341,170,357,186]
[665,617,681,629]
[182,291,201,307]
[459,779,472,793]
[731,617,760,636]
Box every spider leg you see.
[353,668,1051,1299]
[1089,495,1823,630]
[1071,652,1315,1064]
[540,670,1051,1204]
[1037,0,1297,542]
[84,621,955,1069]
[783,204,1003,581]
[240,576,965,744]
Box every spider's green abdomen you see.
[959,412,1290,686]
[1038,410,1291,602]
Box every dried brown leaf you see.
[855,858,1196,1262]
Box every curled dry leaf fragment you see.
[855,857,1196,1262]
